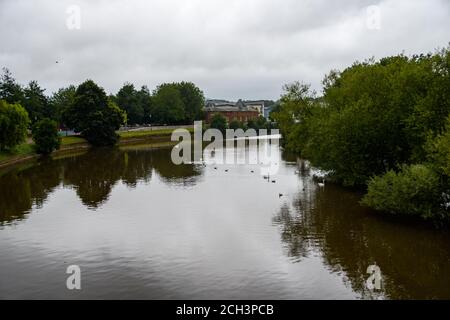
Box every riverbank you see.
[0,127,193,169]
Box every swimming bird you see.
[279,193,283,197]
[225,169,228,172]
[271,180,276,183]
[318,179,325,187]
[250,170,254,173]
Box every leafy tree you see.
[229,119,243,130]
[32,118,61,154]
[137,85,152,124]
[274,49,450,186]
[0,100,29,151]
[116,83,144,125]
[63,80,126,146]
[23,80,51,124]
[210,113,227,133]
[176,81,205,122]
[0,68,24,105]
[50,85,76,126]
[151,84,185,124]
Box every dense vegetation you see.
[0,100,29,151]
[210,114,274,133]
[32,118,61,155]
[64,80,126,146]
[272,47,450,222]
[0,68,207,149]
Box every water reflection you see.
[273,161,450,299]
[0,143,449,299]
[0,146,203,222]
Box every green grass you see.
[118,127,194,139]
[0,143,35,162]
[0,128,186,164]
[61,136,86,145]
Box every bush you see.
[362,164,442,220]
[32,118,61,155]
[0,100,29,151]
[210,114,227,133]
[229,119,243,130]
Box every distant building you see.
[204,99,261,123]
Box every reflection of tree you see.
[0,160,62,224]
[63,149,126,209]
[0,146,204,223]
[273,178,450,299]
[151,148,203,187]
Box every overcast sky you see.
[0,0,448,100]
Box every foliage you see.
[273,49,450,187]
[0,100,29,151]
[229,119,243,130]
[50,85,76,125]
[116,83,144,125]
[273,47,450,220]
[0,68,24,105]
[209,113,227,133]
[32,118,61,154]
[63,80,126,146]
[176,81,205,123]
[362,164,443,220]
[23,80,51,124]
[151,83,185,124]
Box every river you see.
[0,137,449,299]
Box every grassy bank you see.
[0,127,189,168]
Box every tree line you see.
[271,46,450,223]
[0,68,205,152]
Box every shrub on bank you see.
[32,118,61,155]
[361,164,443,220]
[0,100,29,151]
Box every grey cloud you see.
[0,0,448,100]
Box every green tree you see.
[229,119,243,130]
[210,113,227,133]
[50,85,76,126]
[23,81,51,124]
[116,83,144,125]
[32,118,61,155]
[63,80,126,146]
[176,82,205,122]
[0,100,29,151]
[137,85,152,124]
[0,68,24,105]
[151,84,185,124]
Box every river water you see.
[0,138,449,299]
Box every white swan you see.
[318,179,325,187]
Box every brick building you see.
[204,99,262,123]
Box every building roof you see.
[205,99,262,113]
